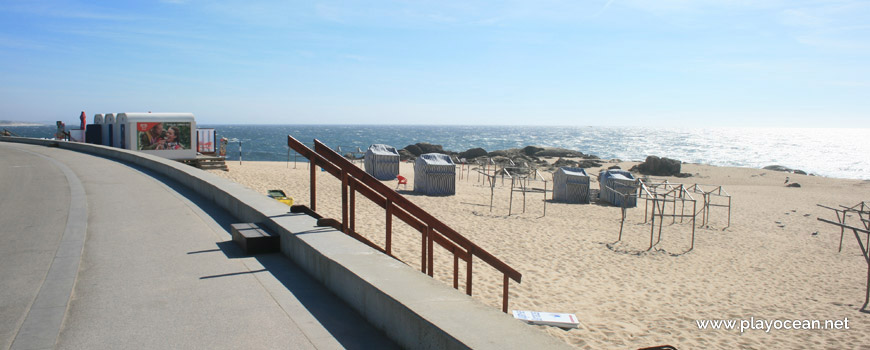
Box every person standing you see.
[140,124,165,150]
[157,126,182,150]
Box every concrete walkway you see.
[0,142,398,350]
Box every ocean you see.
[5,124,869,180]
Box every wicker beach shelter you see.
[414,153,456,196]
[553,167,591,203]
[364,144,400,180]
[599,169,638,207]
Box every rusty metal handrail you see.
[288,135,521,312]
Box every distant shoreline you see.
[0,122,47,127]
[3,124,868,180]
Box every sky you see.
[1,0,868,126]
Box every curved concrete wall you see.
[0,136,572,350]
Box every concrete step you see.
[231,223,279,254]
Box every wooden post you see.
[453,254,459,289]
[543,180,547,217]
[644,190,649,223]
[421,227,428,273]
[690,200,696,251]
[386,199,392,255]
[864,259,869,312]
[727,195,732,228]
[349,178,356,234]
[656,198,665,245]
[466,252,473,296]
[310,159,317,211]
[679,191,685,224]
[838,209,846,253]
[341,171,348,233]
[477,161,481,183]
[521,178,526,214]
[502,274,510,313]
[703,193,710,227]
[428,228,434,277]
[618,204,626,242]
[648,198,656,251]
[489,174,495,213]
[508,177,514,215]
[851,226,870,311]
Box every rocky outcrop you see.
[763,165,807,175]
[486,149,513,158]
[543,158,603,172]
[402,142,447,156]
[535,147,590,158]
[523,146,544,156]
[458,147,487,160]
[398,149,416,161]
[786,183,802,188]
[417,143,445,154]
[396,143,605,171]
[403,144,423,156]
[630,156,690,177]
[763,165,792,172]
[488,146,592,159]
[552,158,578,168]
[578,159,604,168]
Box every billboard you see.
[137,122,192,151]
[196,128,216,153]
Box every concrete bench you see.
[231,223,279,254]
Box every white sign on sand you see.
[512,310,580,328]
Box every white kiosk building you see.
[115,113,127,149]
[117,112,197,160]
[104,114,116,148]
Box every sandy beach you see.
[207,159,869,349]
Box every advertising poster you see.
[196,128,216,153]
[137,122,191,150]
